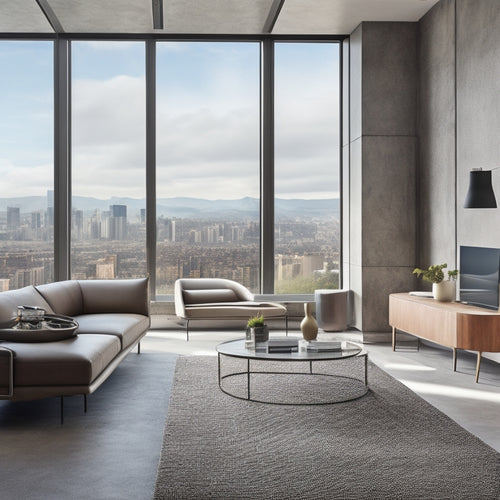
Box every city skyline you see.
[0,194,340,294]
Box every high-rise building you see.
[7,206,20,230]
[109,205,127,240]
[96,256,116,279]
[47,190,54,226]
[166,219,176,242]
[13,266,45,288]
[72,209,84,239]
[31,211,42,229]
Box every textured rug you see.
[154,355,500,500]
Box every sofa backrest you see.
[174,278,254,317]
[0,286,55,326]
[78,278,149,316]
[36,280,84,317]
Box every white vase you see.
[432,281,456,302]
[300,302,318,341]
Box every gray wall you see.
[418,0,500,362]
[418,0,456,269]
[347,22,418,337]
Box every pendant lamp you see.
[464,169,497,208]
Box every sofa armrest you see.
[78,278,149,316]
[174,279,187,318]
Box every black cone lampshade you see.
[464,169,497,208]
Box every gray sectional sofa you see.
[0,278,149,412]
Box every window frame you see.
[0,34,344,299]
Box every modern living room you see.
[0,1,499,499]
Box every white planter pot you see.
[432,281,456,302]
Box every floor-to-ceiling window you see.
[0,41,54,290]
[71,41,146,280]
[155,42,260,295]
[0,37,341,296]
[274,42,340,294]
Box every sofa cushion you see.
[74,313,150,350]
[183,289,239,305]
[78,278,149,316]
[0,334,121,387]
[0,286,54,326]
[36,280,83,317]
[184,301,287,319]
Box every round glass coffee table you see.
[216,338,368,405]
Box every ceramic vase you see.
[300,302,318,341]
[432,281,456,302]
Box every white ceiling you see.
[0,0,439,35]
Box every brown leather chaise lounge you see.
[0,278,149,422]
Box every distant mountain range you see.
[0,196,340,221]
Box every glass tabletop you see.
[216,338,364,361]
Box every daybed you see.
[0,278,149,420]
[174,278,287,340]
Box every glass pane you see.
[274,42,341,294]
[71,41,146,280]
[156,42,260,295]
[0,41,54,290]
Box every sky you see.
[0,39,340,201]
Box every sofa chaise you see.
[174,278,287,340]
[0,278,149,421]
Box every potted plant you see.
[246,313,269,349]
[412,263,459,302]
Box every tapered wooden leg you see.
[392,327,396,351]
[475,351,482,383]
[453,348,457,372]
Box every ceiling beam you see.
[152,0,164,30]
[263,0,286,33]
[35,0,64,33]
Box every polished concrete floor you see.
[143,326,500,453]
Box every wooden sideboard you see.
[389,293,500,382]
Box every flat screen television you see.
[459,245,500,310]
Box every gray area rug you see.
[155,356,500,500]
[0,352,177,500]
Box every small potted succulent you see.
[412,263,459,302]
[246,313,269,349]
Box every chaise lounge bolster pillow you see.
[182,289,239,305]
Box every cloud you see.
[68,42,340,201]
[0,159,52,197]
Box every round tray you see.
[0,315,79,343]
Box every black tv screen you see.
[460,245,500,310]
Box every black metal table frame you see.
[217,344,369,406]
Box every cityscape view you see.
[1,40,340,297]
[0,193,340,295]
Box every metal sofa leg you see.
[137,341,141,354]
[186,319,190,341]
[84,394,87,413]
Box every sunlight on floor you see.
[401,380,500,403]
[382,362,436,372]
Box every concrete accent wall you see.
[348,22,418,337]
[418,0,456,269]
[418,0,500,363]
[456,0,500,248]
